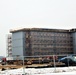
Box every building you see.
[7,28,76,57]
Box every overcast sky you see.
[0,0,76,56]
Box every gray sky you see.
[0,0,76,56]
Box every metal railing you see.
[1,54,76,74]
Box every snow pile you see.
[0,66,76,75]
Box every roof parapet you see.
[10,28,74,33]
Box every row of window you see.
[30,36,72,40]
[30,48,73,51]
[31,40,72,43]
[31,32,71,37]
[31,44,73,47]
[32,51,73,55]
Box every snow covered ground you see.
[0,66,76,75]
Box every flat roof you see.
[10,28,76,33]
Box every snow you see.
[0,66,76,75]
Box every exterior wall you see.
[30,31,73,56]
[25,31,32,56]
[72,32,76,54]
[12,32,25,58]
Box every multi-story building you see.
[8,28,76,57]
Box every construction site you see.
[4,28,76,70]
[0,54,76,70]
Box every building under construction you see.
[7,28,76,57]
